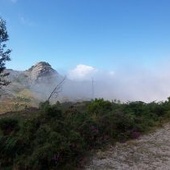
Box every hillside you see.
[0,62,62,113]
[0,61,97,113]
[6,61,60,93]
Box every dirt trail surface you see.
[85,123,170,170]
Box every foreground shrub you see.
[0,98,170,169]
[88,98,112,114]
[0,117,20,135]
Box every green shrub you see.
[88,98,112,114]
[1,98,170,169]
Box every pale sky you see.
[1,0,170,101]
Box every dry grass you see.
[0,97,38,114]
[0,88,42,114]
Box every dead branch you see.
[47,76,66,102]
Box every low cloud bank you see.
[64,63,170,102]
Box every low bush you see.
[0,98,170,169]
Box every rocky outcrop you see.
[25,61,58,83]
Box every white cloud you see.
[68,64,97,80]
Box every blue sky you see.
[1,0,170,101]
[1,0,170,70]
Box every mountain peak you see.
[26,61,58,82]
[29,61,52,71]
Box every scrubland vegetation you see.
[1,98,170,169]
[0,96,38,113]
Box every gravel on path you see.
[85,124,170,170]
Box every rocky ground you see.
[85,123,170,170]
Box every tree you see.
[0,17,11,88]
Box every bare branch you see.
[47,76,66,102]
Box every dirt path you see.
[85,123,170,170]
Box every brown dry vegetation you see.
[0,96,39,114]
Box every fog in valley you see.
[35,59,170,103]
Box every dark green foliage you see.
[1,98,170,169]
[88,98,112,114]
[39,100,50,111]
[0,17,11,88]
[0,117,20,135]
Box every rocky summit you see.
[25,61,58,83]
